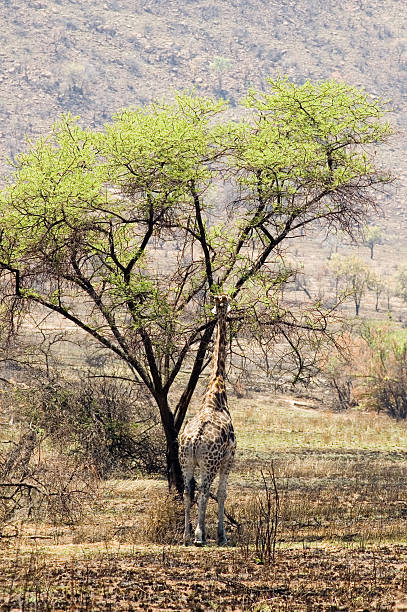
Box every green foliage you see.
[210,56,233,74]
[356,323,407,419]
[363,224,383,258]
[241,78,391,193]
[328,253,371,315]
[0,80,392,485]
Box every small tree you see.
[384,276,395,311]
[355,324,407,420]
[328,254,371,316]
[368,270,385,312]
[324,231,345,260]
[397,266,407,304]
[0,79,392,491]
[363,224,383,259]
[209,56,233,97]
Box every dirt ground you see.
[3,395,407,610]
[1,543,406,611]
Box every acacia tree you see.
[0,79,391,492]
[368,270,385,312]
[397,267,407,304]
[363,224,383,259]
[328,254,372,316]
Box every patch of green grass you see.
[233,393,407,455]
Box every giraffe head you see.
[212,294,231,316]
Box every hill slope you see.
[1,1,405,142]
[1,0,406,316]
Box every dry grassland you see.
[2,393,407,610]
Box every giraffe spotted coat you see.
[179,294,236,546]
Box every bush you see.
[355,325,407,420]
[230,471,279,564]
[324,360,356,412]
[322,325,407,420]
[24,376,166,478]
[0,427,95,531]
[140,490,184,544]
[319,332,359,411]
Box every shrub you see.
[24,377,166,478]
[0,427,95,531]
[319,332,359,411]
[140,490,184,544]
[355,325,407,420]
[323,325,407,419]
[225,472,280,562]
[324,358,356,412]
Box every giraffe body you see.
[179,294,236,546]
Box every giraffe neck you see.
[209,310,227,384]
[204,306,230,413]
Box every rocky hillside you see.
[1,1,405,140]
[1,0,406,276]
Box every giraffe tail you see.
[188,477,197,504]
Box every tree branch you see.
[190,180,214,291]
[174,320,216,432]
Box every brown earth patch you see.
[0,544,406,611]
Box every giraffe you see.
[179,294,236,546]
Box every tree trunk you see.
[156,395,184,495]
[156,323,215,495]
[166,433,184,495]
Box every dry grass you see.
[2,392,407,609]
[0,541,404,611]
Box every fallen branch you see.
[0,482,42,492]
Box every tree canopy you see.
[0,78,392,490]
[363,224,383,259]
[328,253,372,316]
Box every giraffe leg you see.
[194,473,212,546]
[217,453,234,546]
[182,469,195,546]
[183,490,193,546]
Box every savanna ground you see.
[2,392,407,611]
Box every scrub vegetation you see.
[1,2,407,609]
